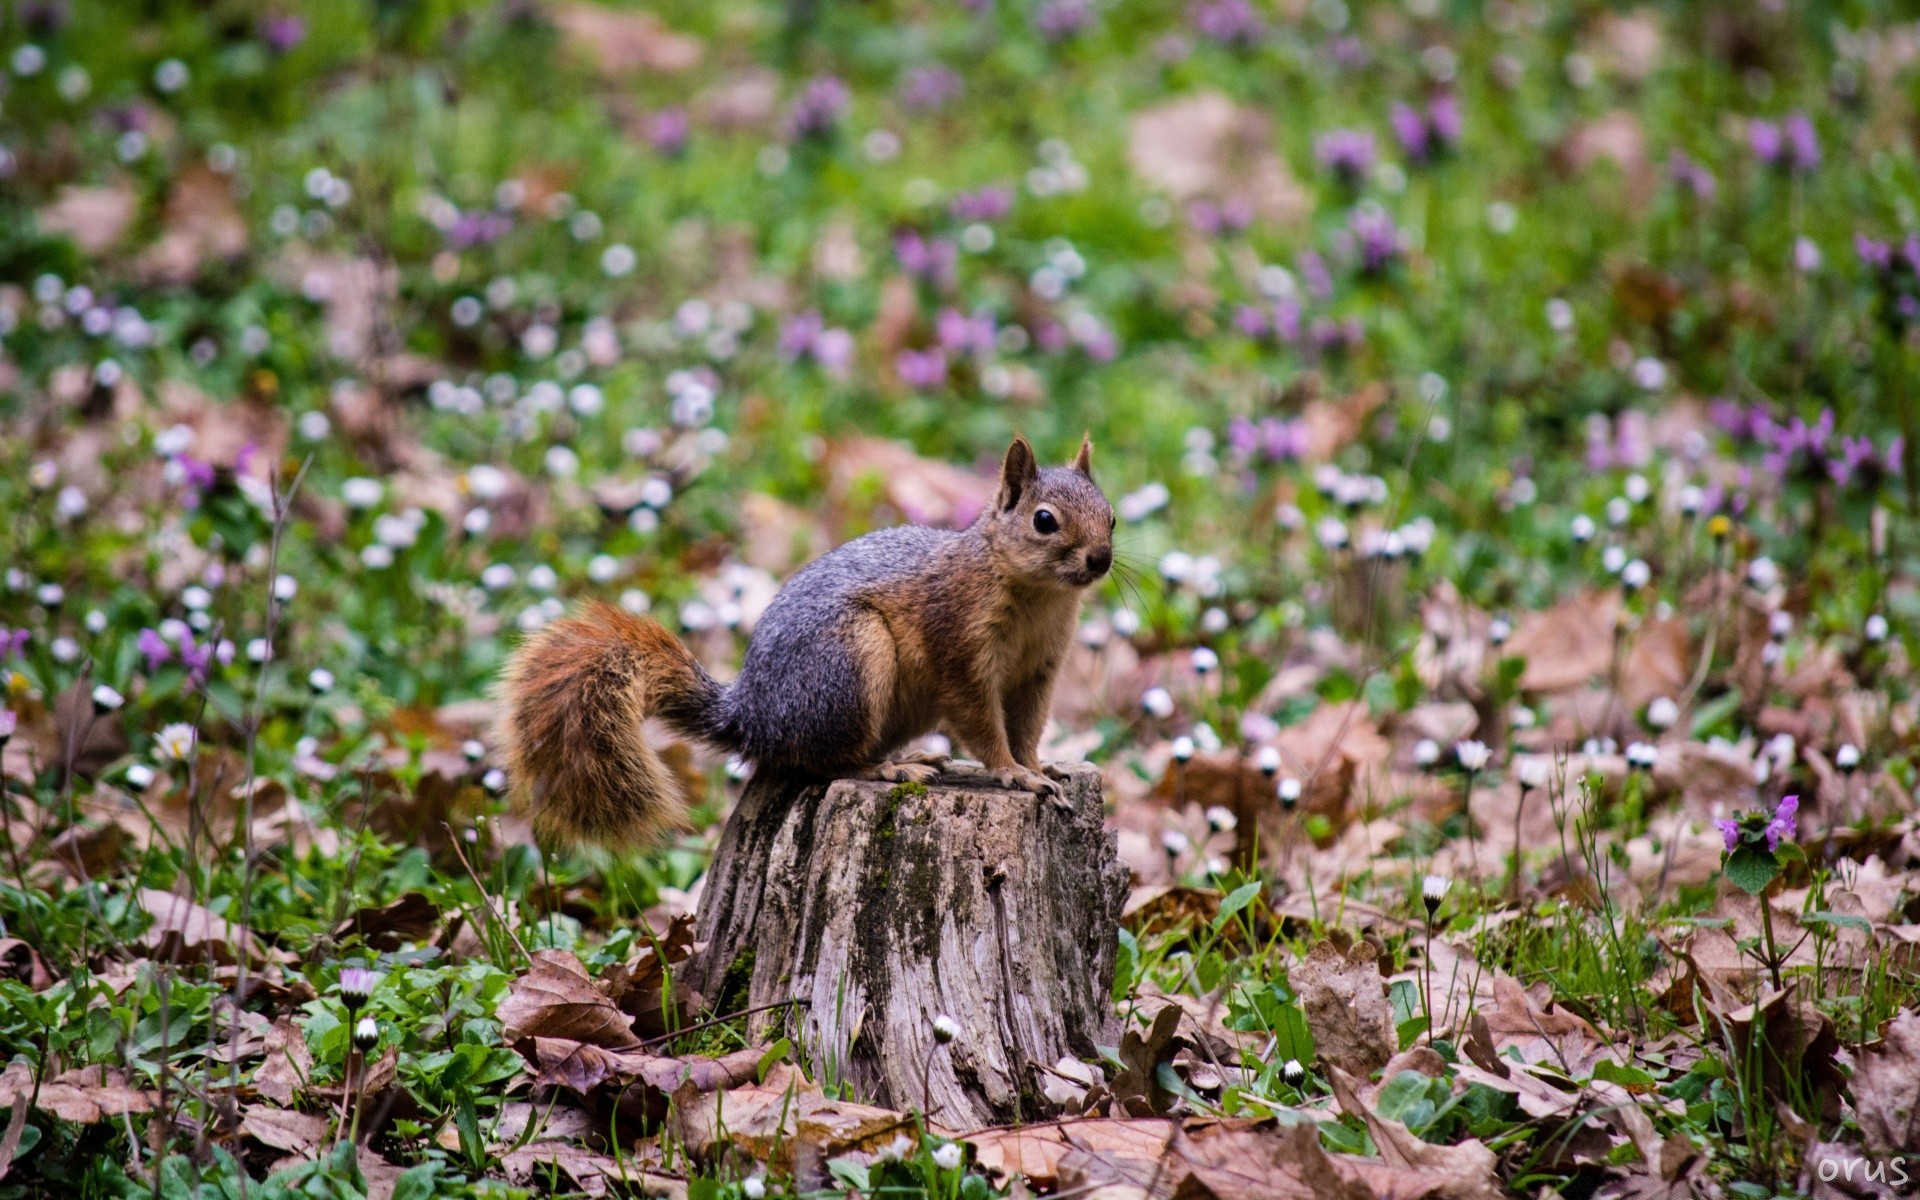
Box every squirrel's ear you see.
[1070,435,1093,477]
[998,436,1039,510]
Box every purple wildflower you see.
[1428,94,1462,146]
[785,75,850,141]
[1391,96,1461,163]
[1782,112,1819,171]
[447,209,513,249]
[898,64,963,112]
[1315,129,1375,183]
[894,231,957,286]
[813,328,856,377]
[1765,794,1799,850]
[1857,233,1894,272]
[646,107,690,156]
[949,186,1014,223]
[1389,103,1428,160]
[1715,818,1740,852]
[1187,0,1262,45]
[0,710,15,743]
[895,348,948,390]
[1748,118,1783,165]
[1298,250,1334,300]
[1233,305,1270,338]
[1668,150,1717,202]
[0,628,27,659]
[138,628,172,673]
[1034,0,1095,41]
[779,311,825,360]
[259,13,307,53]
[1347,206,1404,273]
[177,635,215,684]
[935,307,996,356]
[177,455,217,493]
[1271,297,1301,343]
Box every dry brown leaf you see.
[253,1016,313,1106]
[1328,1067,1502,1200]
[139,887,286,966]
[37,180,138,255]
[29,1066,159,1124]
[1712,986,1844,1120]
[489,1101,597,1151]
[241,1106,329,1154]
[1480,975,1609,1074]
[668,1063,906,1170]
[1853,1007,1920,1154]
[527,1037,763,1104]
[140,164,248,282]
[826,437,996,530]
[0,940,52,991]
[1289,939,1396,1077]
[600,913,698,1040]
[551,3,703,77]
[968,1118,1177,1189]
[1506,590,1622,695]
[499,950,642,1049]
[0,1092,28,1182]
[1298,383,1388,463]
[499,1141,630,1198]
[51,681,128,780]
[739,492,828,574]
[1126,92,1308,224]
[1110,1004,1190,1116]
[1621,617,1690,710]
[333,891,439,952]
[1169,1120,1376,1200]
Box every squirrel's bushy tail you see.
[497,601,728,847]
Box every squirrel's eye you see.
[1033,509,1059,534]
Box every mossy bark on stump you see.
[687,763,1126,1128]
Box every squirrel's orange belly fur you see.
[495,437,1114,847]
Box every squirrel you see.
[496,435,1115,847]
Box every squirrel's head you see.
[982,435,1114,590]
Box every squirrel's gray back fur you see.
[715,523,968,771]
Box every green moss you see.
[887,779,929,802]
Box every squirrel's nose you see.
[1085,547,1112,577]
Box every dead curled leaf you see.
[1166,1119,1376,1200]
[1109,1004,1189,1116]
[498,949,641,1049]
[1289,939,1397,1077]
[526,1037,764,1103]
[1328,1066,1503,1200]
[333,890,439,951]
[139,886,289,966]
[498,1141,639,1199]
[252,1016,313,1106]
[667,1063,907,1170]
[1711,987,1844,1121]
[240,1106,330,1154]
[0,1061,158,1125]
[1851,1007,1920,1154]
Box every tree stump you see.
[687,763,1127,1128]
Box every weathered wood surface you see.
[688,763,1126,1127]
